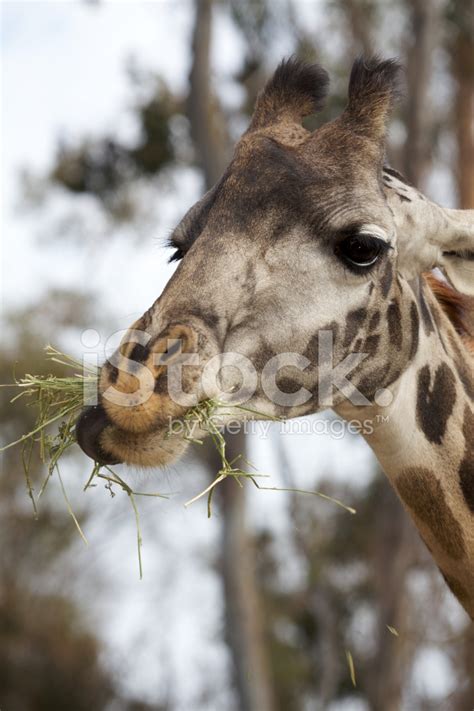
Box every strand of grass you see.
[192,411,246,516]
[14,376,95,392]
[45,344,99,374]
[0,402,81,453]
[38,418,77,498]
[184,468,269,513]
[132,491,171,499]
[8,374,95,398]
[46,351,96,372]
[346,650,356,687]
[56,466,88,545]
[184,472,228,509]
[83,461,101,491]
[128,490,143,580]
[183,398,358,517]
[98,476,170,499]
[21,437,38,518]
[252,484,356,515]
[183,400,277,516]
[98,467,169,579]
[96,469,143,579]
[206,480,218,518]
[184,436,205,445]
[38,461,55,499]
[228,403,283,421]
[100,466,169,499]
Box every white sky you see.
[0,1,457,706]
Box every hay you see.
[1,346,356,575]
[346,650,357,687]
[181,399,356,517]
[0,346,168,577]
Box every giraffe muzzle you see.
[75,318,221,465]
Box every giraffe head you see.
[76,57,474,467]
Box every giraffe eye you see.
[335,234,388,272]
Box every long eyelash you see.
[169,248,184,263]
[352,233,393,252]
[164,233,186,262]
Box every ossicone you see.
[249,57,330,131]
[342,55,403,141]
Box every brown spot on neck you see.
[416,363,457,445]
[459,405,474,513]
[397,467,466,560]
[447,331,474,402]
[418,279,435,336]
[408,302,419,361]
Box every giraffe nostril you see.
[76,405,122,465]
[159,338,182,362]
[128,342,150,363]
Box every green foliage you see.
[51,81,178,220]
[0,299,165,710]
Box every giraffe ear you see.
[342,56,402,141]
[249,57,329,131]
[389,179,474,296]
[435,209,474,296]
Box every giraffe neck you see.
[338,279,474,619]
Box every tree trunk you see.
[365,479,418,711]
[402,0,438,187]
[188,0,230,187]
[338,0,374,57]
[220,433,276,711]
[188,2,275,708]
[451,6,474,210]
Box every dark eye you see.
[335,234,388,272]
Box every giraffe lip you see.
[76,404,122,465]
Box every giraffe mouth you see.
[76,404,123,465]
[75,319,220,467]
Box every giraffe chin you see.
[76,403,191,468]
[100,422,190,468]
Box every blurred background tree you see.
[0,297,170,711]
[2,0,473,709]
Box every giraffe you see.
[76,57,474,619]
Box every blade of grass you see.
[56,466,88,545]
[254,485,356,515]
